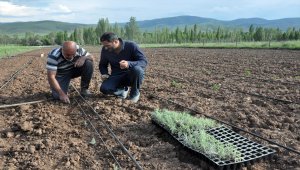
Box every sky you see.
[0,0,300,24]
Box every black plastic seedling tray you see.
[152,119,276,170]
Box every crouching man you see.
[99,32,148,103]
[46,41,94,103]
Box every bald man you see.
[46,41,94,103]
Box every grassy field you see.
[1,40,299,59]
[140,40,300,49]
[0,45,40,58]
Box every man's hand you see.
[119,60,129,69]
[101,74,109,81]
[47,70,70,104]
[74,56,87,67]
[59,91,70,104]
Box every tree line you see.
[0,17,300,46]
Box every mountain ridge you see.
[0,16,299,35]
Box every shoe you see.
[81,89,92,97]
[114,87,129,99]
[129,92,140,103]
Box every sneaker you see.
[81,89,92,97]
[129,92,140,103]
[114,88,129,99]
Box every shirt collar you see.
[119,38,125,51]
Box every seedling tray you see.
[152,119,275,170]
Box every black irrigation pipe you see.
[151,49,300,63]
[232,89,294,104]
[150,60,292,72]
[0,100,46,109]
[146,91,300,156]
[70,83,143,170]
[211,61,298,71]
[151,65,299,87]
[0,55,29,60]
[227,74,300,87]
[0,56,35,91]
[73,98,122,169]
[148,72,296,104]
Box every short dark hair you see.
[100,32,118,42]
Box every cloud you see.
[57,5,71,13]
[0,1,73,19]
[0,1,37,16]
[0,0,299,24]
[211,6,232,13]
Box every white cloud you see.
[0,1,37,16]
[0,1,75,22]
[211,6,232,13]
[0,0,299,23]
[57,5,71,13]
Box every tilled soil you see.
[0,47,299,170]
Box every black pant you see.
[52,60,93,99]
[100,66,144,97]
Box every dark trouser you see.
[52,60,93,99]
[100,66,144,97]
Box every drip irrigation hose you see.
[148,72,296,104]
[147,91,300,156]
[70,83,143,170]
[73,98,122,169]
[151,61,299,85]
[0,56,35,90]
[230,74,300,87]
[0,100,46,109]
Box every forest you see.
[0,17,300,46]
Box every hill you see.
[0,20,94,35]
[0,16,299,35]
[136,16,300,31]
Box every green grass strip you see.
[0,45,40,58]
[151,109,243,162]
[140,40,300,49]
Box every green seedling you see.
[83,120,88,126]
[170,80,183,88]
[271,75,281,80]
[113,163,119,170]
[244,69,251,76]
[203,69,211,75]
[212,83,221,92]
[151,109,243,162]
[89,137,96,145]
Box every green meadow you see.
[140,40,300,49]
[0,45,40,58]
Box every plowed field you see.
[0,47,299,170]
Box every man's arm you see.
[99,49,109,75]
[85,54,94,61]
[127,43,148,68]
[74,54,94,67]
[74,47,94,67]
[47,70,70,103]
